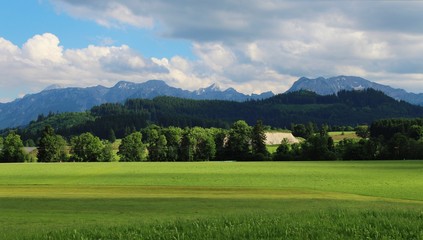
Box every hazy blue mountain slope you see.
[288,76,423,106]
[0,80,273,129]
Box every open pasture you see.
[328,131,360,142]
[0,161,422,239]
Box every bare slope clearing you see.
[265,132,299,144]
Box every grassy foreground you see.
[0,161,422,239]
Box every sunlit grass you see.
[0,161,422,239]
[329,131,360,142]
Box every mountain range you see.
[288,76,423,106]
[1,75,423,129]
[0,80,273,129]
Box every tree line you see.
[1,118,423,163]
[275,119,423,160]
[0,120,268,162]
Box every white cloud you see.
[47,0,423,92]
[22,33,65,64]
[193,43,236,73]
[0,37,20,59]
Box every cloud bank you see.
[51,1,423,86]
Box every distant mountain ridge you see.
[0,80,274,129]
[287,76,423,106]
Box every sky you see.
[1,0,423,102]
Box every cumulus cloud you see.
[22,33,65,64]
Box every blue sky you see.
[0,0,192,58]
[1,0,423,102]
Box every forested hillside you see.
[9,89,423,141]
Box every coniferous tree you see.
[251,120,269,160]
[25,139,36,147]
[108,129,116,143]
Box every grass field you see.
[267,144,278,153]
[0,161,422,239]
[329,131,360,142]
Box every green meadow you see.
[328,131,360,142]
[0,161,422,239]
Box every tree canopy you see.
[118,132,147,162]
[37,126,67,162]
[0,132,25,162]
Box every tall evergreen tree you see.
[108,129,116,143]
[251,120,269,160]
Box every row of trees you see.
[0,120,268,162]
[2,118,423,163]
[275,119,423,161]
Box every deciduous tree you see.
[163,127,183,162]
[70,133,105,162]
[118,132,147,162]
[37,126,67,162]
[0,132,25,162]
[227,120,252,160]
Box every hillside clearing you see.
[265,132,299,144]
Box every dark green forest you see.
[8,89,423,141]
[1,89,423,162]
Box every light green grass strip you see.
[1,185,422,205]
